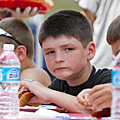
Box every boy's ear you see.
[86,42,96,60]
[14,46,27,62]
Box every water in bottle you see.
[111,52,120,119]
[0,44,20,118]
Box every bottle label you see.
[112,70,120,86]
[0,68,20,81]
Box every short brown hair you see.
[107,15,120,45]
[39,10,92,48]
[0,17,34,58]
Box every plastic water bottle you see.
[0,44,20,119]
[111,52,120,119]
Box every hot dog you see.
[19,88,41,107]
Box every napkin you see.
[19,108,69,119]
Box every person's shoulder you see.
[94,66,112,77]
[97,67,112,73]
[95,67,111,83]
[21,67,48,76]
[92,66,111,76]
[88,66,111,85]
[21,67,51,86]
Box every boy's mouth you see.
[55,67,67,70]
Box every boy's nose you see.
[55,52,64,63]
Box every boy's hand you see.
[75,101,93,114]
[77,88,91,106]
[76,89,95,114]
[88,83,112,111]
[0,7,39,20]
[77,88,98,113]
[76,90,93,114]
[20,79,51,104]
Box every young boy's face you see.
[42,35,89,81]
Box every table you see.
[0,105,111,120]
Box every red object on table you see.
[91,108,111,117]
[0,0,54,14]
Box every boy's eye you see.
[65,48,73,51]
[46,51,55,55]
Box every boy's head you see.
[39,10,93,48]
[38,10,95,81]
[0,17,34,59]
[107,15,120,56]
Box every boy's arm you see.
[47,89,92,114]
[20,80,92,114]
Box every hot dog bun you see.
[19,88,41,107]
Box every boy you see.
[20,10,111,114]
[77,15,120,114]
[0,17,51,87]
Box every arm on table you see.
[20,80,92,114]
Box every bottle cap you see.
[3,44,14,50]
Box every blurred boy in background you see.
[78,0,120,69]
[0,17,51,86]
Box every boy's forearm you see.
[20,80,92,114]
[48,89,78,112]
[46,89,92,114]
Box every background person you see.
[0,17,51,87]
[77,0,120,69]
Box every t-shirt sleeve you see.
[78,0,101,14]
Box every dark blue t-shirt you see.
[48,66,111,96]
